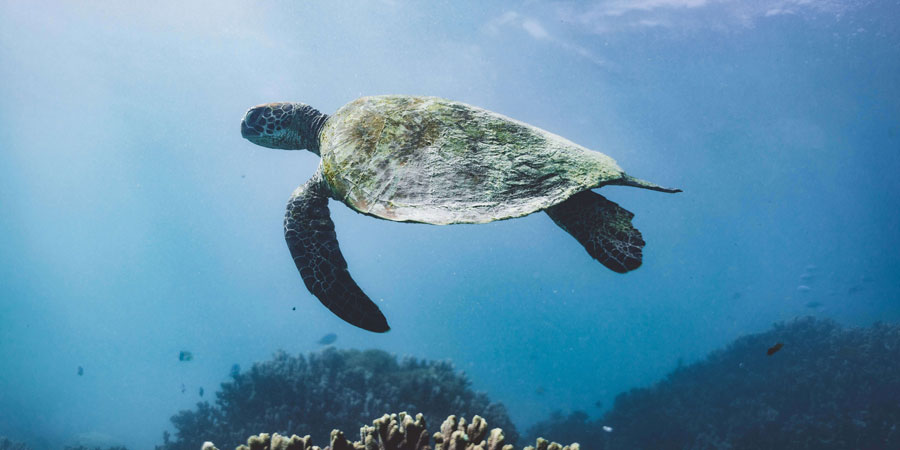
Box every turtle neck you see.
[295,104,329,156]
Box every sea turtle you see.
[241,95,680,332]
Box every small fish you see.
[199,387,204,397]
[594,400,603,409]
[805,300,823,309]
[535,386,546,396]
[179,351,193,362]
[848,284,863,295]
[77,366,83,376]
[230,364,241,378]
[318,333,338,345]
[731,292,742,300]
[602,426,613,433]
[767,342,784,356]
[796,285,811,293]
[181,383,186,394]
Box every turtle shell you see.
[319,95,625,225]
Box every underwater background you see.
[1,1,898,448]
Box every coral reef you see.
[0,438,128,450]
[524,412,600,450]
[0,437,30,450]
[159,349,516,450]
[64,447,128,450]
[528,317,900,449]
[200,412,577,450]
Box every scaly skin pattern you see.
[319,95,626,225]
[241,102,328,152]
[545,190,645,273]
[283,167,389,332]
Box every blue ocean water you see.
[0,1,898,448]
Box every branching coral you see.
[200,412,577,450]
[529,317,900,449]
[159,349,516,450]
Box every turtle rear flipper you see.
[545,190,645,273]
[284,168,390,332]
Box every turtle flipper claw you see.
[284,168,390,332]
[545,190,645,273]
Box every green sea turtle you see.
[241,95,680,333]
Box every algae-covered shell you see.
[319,95,625,225]
[241,94,680,332]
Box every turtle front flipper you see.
[284,168,390,333]
[545,190,645,273]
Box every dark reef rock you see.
[0,437,127,450]
[529,317,900,449]
[159,349,516,450]
[200,412,576,450]
[0,437,30,450]
[64,447,128,450]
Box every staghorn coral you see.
[200,412,577,450]
[529,317,900,449]
[159,349,516,450]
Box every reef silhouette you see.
[158,349,517,450]
[528,317,900,449]
[0,437,128,450]
[0,437,29,450]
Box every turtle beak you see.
[240,107,263,138]
[240,119,256,138]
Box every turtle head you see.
[241,102,327,155]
